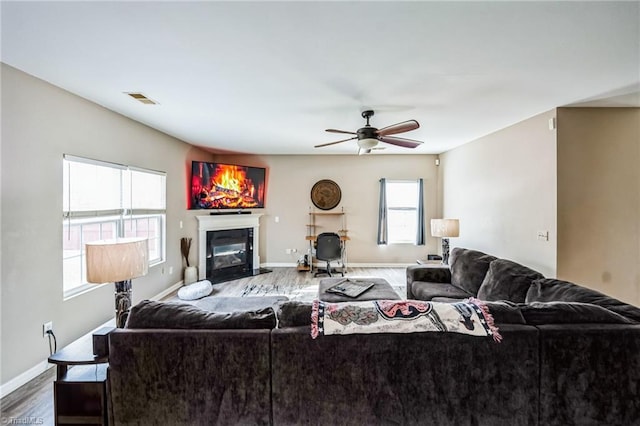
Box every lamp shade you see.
[430,219,460,238]
[86,238,149,283]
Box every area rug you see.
[207,282,320,302]
[212,280,403,302]
[239,282,317,300]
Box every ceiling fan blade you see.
[314,136,357,148]
[377,120,420,137]
[326,128,357,135]
[378,135,424,149]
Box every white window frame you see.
[385,179,420,244]
[63,155,166,299]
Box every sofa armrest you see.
[406,264,453,299]
[406,264,452,285]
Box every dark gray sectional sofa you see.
[107,248,640,425]
[405,247,640,426]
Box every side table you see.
[48,328,113,425]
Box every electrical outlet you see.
[285,248,292,254]
[42,321,53,337]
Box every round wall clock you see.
[311,179,341,210]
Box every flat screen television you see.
[190,161,266,210]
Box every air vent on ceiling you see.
[124,92,158,105]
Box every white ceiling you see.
[2,1,639,155]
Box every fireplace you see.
[207,228,253,282]
[196,214,262,283]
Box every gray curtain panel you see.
[416,178,425,245]
[377,178,387,245]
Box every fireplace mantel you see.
[196,214,263,280]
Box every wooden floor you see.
[0,266,407,424]
[0,367,56,425]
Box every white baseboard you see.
[263,262,413,268]
[150,280,183,301]
[347,262,414,268]
[0,360,54,399]
[263,262,297,267]
[0,279,184,399]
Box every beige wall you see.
[557,107,640,306]
[1,64,212,387]
[1,64,439,390]
[213,154,440,266]
[439,110,558,277]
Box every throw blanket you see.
[311,298,501,342]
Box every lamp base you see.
[114,280,132,328]
[441,238,451,265]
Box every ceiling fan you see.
[315,110,423,154]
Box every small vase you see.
[184,266,198,285]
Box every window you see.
[63,155,166,298]
[377,178,425,245]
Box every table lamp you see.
[86,238,148,327]
[430,219,460,265]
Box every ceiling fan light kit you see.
[315,109,424,154]
[357,138,379,149]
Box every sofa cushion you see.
[271,324,541,426]
[411,282,473,301]
[526,278,640,322]
[277,301,313,328]
[477,259,544,303]
[519,301,636,325]
[482,301,527,324]
[125,299,277,329]
[449,248,497,295]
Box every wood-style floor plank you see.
[0,266,407,424]
[0,367,55,425]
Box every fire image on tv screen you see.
[191,161,266,209]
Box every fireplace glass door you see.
[206,228,253,282]
[213,242,246,269]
